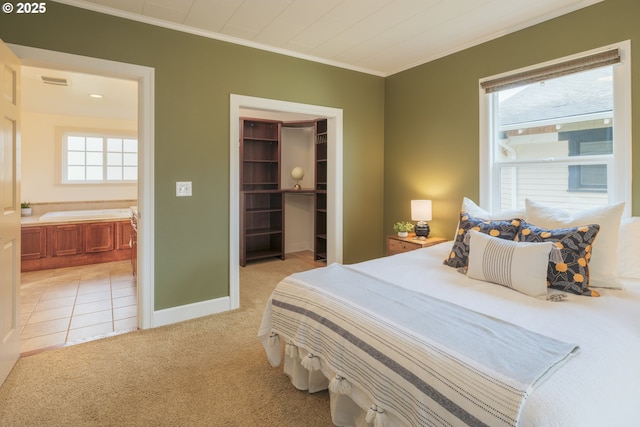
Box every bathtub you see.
[38,208,133,223]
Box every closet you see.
[239,117,327,266]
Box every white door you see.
[0,39,21,385]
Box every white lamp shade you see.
[411,200,432,221]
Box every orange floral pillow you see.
[443,211,522,269]
[517,222,600,297]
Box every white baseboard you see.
[152,296,231,328]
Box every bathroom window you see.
[62,131,138,183]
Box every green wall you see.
[384,0,640,240]
[0,2,385,310]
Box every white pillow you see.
[525,199,624,289]
[467,230,553,298]
[617,217,640,279]
[462,197,526,220]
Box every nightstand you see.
[386,235,447,256]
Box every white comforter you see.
[260,243,640,426]
[346,243,640,426]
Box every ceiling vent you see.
[41,76,69,86]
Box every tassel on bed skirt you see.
[300,353,321,371]
[329,375,352,395]
[365,404,389,427]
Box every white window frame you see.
[479,40,632,217]
[60,129,138,184]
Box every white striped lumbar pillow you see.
[467,229,554,298]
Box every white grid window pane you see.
[63,133,137,183]
[123,139,137,152]
[67,136,85,151]
[67,151,85,166]
[107,152,122,166]
[86,166,103,180]
[86,137,103,151]
[67,166,85,181]
[107,166,122,180]
[123,153,137,166]
[123,167,137,180]
[107,138,122,152]
[86,152,103,166]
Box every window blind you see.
[480,48,620,93]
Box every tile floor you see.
[19,260,138,356]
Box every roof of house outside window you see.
[499,66,612,127]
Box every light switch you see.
[176,181,192,197]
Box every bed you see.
[258,200,640,427]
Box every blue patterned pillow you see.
[517,221,600,297]
[443,212,522,268]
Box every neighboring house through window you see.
[565,127,612,192]
[479,41,631,214]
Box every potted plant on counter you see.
[393,221,414,237]
[21,202,32,217]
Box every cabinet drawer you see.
[387,238,420,255]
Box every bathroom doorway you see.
[19,66,137,354]
[8,44,155,355]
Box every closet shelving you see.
[239,117,328,266]
[314,119,328,262]
[240,119,284,266]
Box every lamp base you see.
[415,222,430,239]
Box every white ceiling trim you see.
[54,0,386,76]
[53,0,604,77]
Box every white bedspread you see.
[350,244,640,426]
[259,244,640,426]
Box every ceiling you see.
[58,0,603,77]
[21,65,138,120]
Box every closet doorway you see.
[229,95,343,310]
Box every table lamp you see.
[411,200,432,239]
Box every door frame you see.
[9,44,155,329]
[229,94,343,309]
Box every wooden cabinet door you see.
[116,220,132,250]
[85,222,115,253]
[51,224,83,257]
[21,226,47,260]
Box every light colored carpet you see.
[0,254,333,427]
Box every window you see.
[63,132,138,183]
[566,128,612,192]
[479,42,631,214]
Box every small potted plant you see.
[393,221,414,237]
[21,202,32,217]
